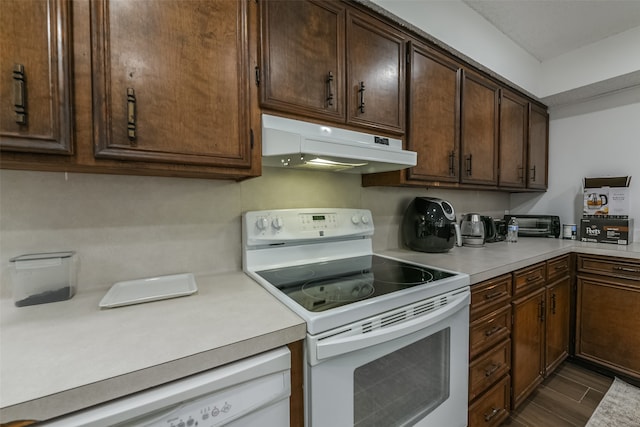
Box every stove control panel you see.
[244,208,374,246]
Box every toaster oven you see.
[504,215,561,238]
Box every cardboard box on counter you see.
[583,176,631,218]
[580,217,634,245]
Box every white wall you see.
[539,27,640,97]
[0,168,508,298]
[511,86,640,240]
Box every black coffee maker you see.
[402,197,461,253]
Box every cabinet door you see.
[405,41,461,183]
[461,70,499,185]
[260,0,345,121]
[0,0,73,155]
[498,90,527,188]
[511,288,545,409]
[576,276,640,378]
[91,0,252,168]
[346,10,405,134]
[527,104,548,190]
[545,277,570,374]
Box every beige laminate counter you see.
[0,272,306,423]
[380,238,640,284]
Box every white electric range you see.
[243,208,470,427]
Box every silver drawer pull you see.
[613,266,640,274]
[484,407,500,422]
[484,326,502,336]
[484,363,501,377]
[484,291,503,300]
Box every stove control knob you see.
[361,215,370,224]
[272,217,284,230]
[351,215,360,224]
[256,217,269,230]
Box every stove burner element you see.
[374,266,434,285]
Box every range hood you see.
[261,114,417,173]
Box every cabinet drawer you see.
[578,255,640,281]
[470,305,511,359]
[513,262,546,296]
[471,274,512,320]
[547,255,570,283]
[468,375,510,427]
[469,338,511,401]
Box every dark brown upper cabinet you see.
[405,40,461,183]
[260,0,346,122]
[345,8,405,134]
[528,104,549,190]
[91,0,253,169]
[259,0,405,135]
[460,69,500,186]
[499,90,528,189]
[0,0,74,155]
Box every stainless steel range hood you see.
[261,114,417,173]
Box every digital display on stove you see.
[312,215,326,221]
[255,255,455,313]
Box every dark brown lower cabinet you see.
[510,255,571,409]
[545,276,570,373]
[575,254,640,381]
[576,274,640,379]
[511,287,545,408]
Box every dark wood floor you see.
[502,361,613,426]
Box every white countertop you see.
[381,238,640,284]
[0,271,306,423]
[2,239,639,423]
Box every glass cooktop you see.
[256,255,455,313]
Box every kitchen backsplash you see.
[0,169,509,297]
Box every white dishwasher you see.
[42,347,291,427]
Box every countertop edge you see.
[0,324,306,423]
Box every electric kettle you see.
[460,213,486,247]
[402,197,462,253]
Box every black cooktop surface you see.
[255,255,455,312]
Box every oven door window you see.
[354,328,450,426]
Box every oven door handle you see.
[314,292,469,361]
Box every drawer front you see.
[471,274,512,320]
[578,255,640,281]
[468,375,510,427]
[470,305,511,359]
[547,255,570,283]
[469,338,511,401]
[513,262,546,296]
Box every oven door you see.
[305,289,470,427]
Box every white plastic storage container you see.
[9,252,77,307]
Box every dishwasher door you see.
[42,347,290,427]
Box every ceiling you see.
[463,0,640,62]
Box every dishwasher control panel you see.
[149,372,287,426]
